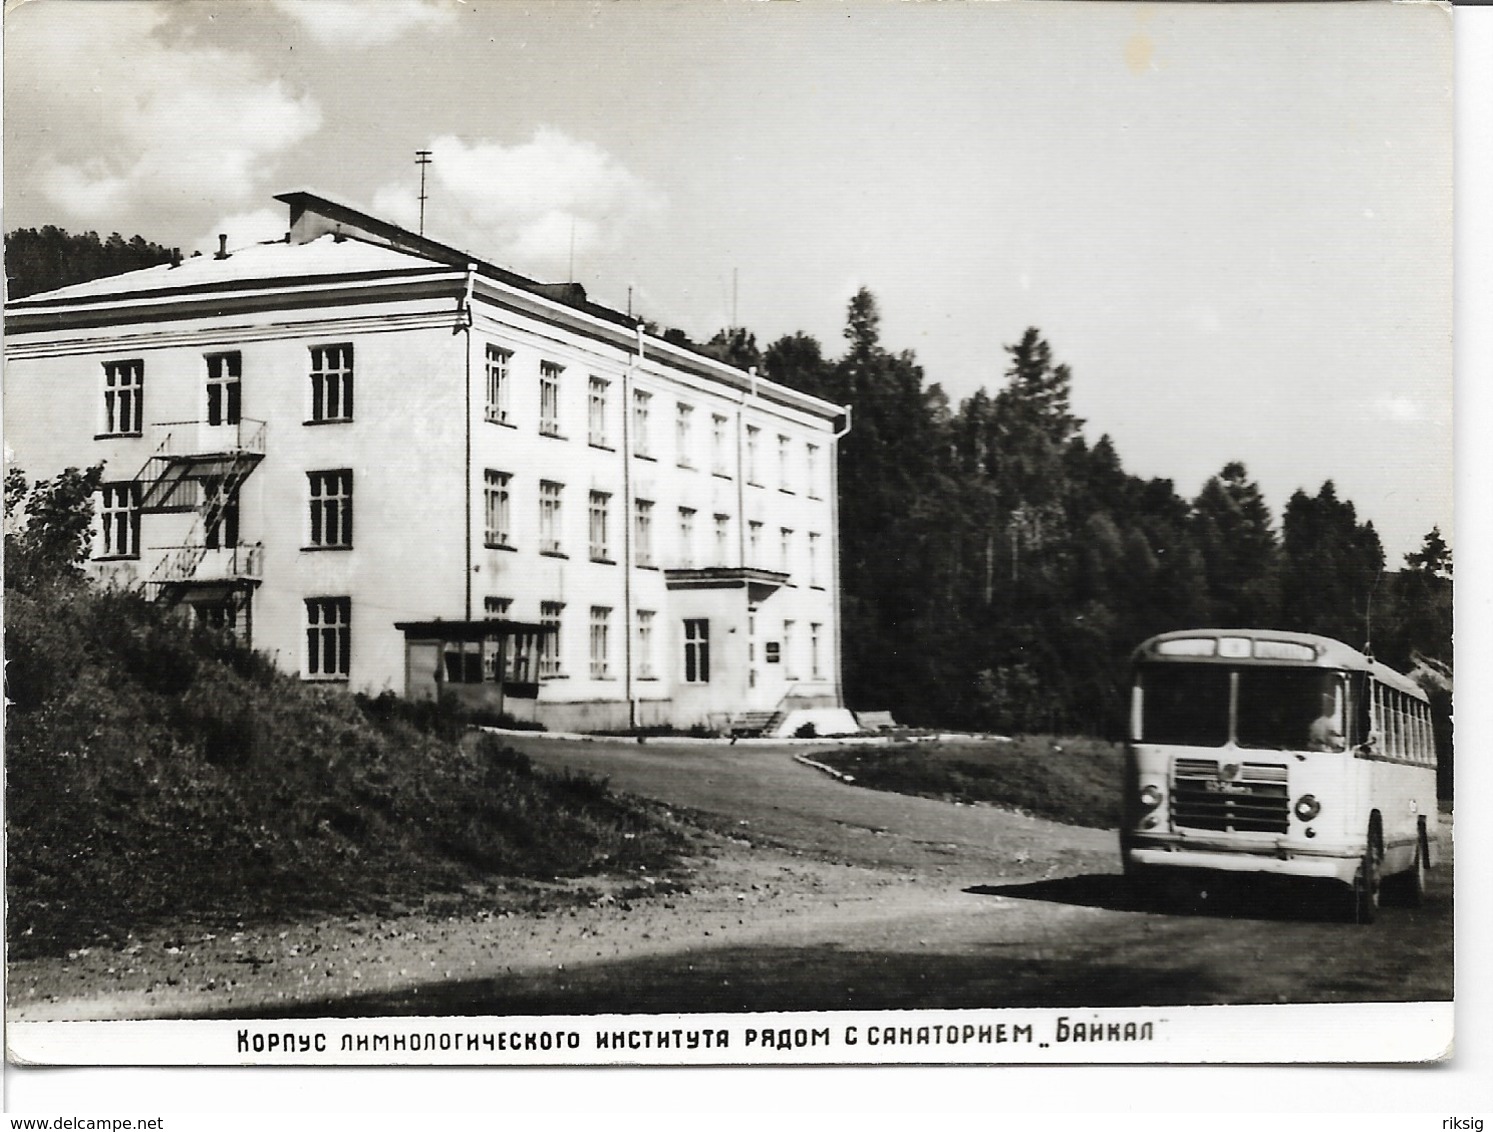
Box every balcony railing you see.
[150,542,263,587]
[149,418,267,460]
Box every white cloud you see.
[192,209,294,256]
[19,5,321,224]
[370,131,665,277]
[271,0,455,50]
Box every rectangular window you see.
[98,482,140,558]
[678,506,696,568]
[808,532,822,587]
[683,618,710,684]
[633,389,652,456]
[307,470,353,548]
[204,478,239,550]
[309,344,353,423]
[676,403,694,467]
[305,597,351,680]
[748,521,763,568]
[745,425,761,484]
[205,352,241,427]
[485,345,511,424]
[637,610,656,679]
[539,480,563,554]
[783,620,797,678]
[634,499,654,566]
[807,444,821,499]
[483,596,514,682]
[588,376,610,446]
[778,434,792,491]
[102,360,143,436]
[780,526,793,574]
[539,601,564,678]
[484,470,512,549]
[712,413,730,476]
[811,622,823,680]
[590,606,612,679]
[714,513,730,566]
[539,362,562,437]
[589,490,611,560]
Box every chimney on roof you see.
[169,247,182,269]
[214,234,229,260]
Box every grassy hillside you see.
[4,580,687,959]
[814,737,1123,828]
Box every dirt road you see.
[6,738,1453,1020]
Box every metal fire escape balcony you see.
[136,419,267,603]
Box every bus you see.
[1120,628,1439,922]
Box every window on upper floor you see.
[588,377,610,447]
[714,513,731,567]
[778,434,792,492]
[540,362,563,437]
[808,532,822,587]
[484,470,513,549]
[101,360,143,437]
[309,344,353,423]
[634,499,654,567]
[632,389,653,457]
[485,345,512,425]
[589,490,611,561]
[745,425,761,484]
[806,443,821,499]
[539,480,563,554]
[205,352,241,427]
[97,482,141,559]
[307,470,353,548]
[676,403,695,468]
[712,414,730,476]
[677,507,696,568]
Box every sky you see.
[3,0,1452,564]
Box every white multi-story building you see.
[3,191,851,732]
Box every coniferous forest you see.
[700,289,1452,771]
[4,233,1453,777]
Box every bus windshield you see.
[1139,665,1229,746]
[1139,664,1346,750]
[1237,668,1344,751]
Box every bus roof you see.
[1133,629,1427,700]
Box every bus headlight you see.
[1293,794,1321,822]
[1139,784,1164,810]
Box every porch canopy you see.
[395,617,552,704]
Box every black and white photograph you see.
[1,0,1481,1118]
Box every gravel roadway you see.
[5,737,1453,1021]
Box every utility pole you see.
[415,149,433,236]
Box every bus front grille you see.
[1171,759,1289,834]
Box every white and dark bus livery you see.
[1121,628,1439,921]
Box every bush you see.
[5,582,683,958]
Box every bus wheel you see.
[1388,827,1428,908]
[1353,823,1383,924]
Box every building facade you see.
[3,192,851,733]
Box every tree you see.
[1279,481,1384,647]
[4,465,105,591]
[1191,462,1280,626]
[1405,526,1452,579]
[5,227,175,299]
[700,326,762,371]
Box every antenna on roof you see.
[415,149,433,236]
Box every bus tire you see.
[1353,820,1383,924]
